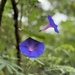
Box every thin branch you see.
[11,0,21,67]
[0,0,7,26]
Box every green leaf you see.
[47,64,75,74]
[7,64,17,73]
[10,62,23,71]
[0,64,5,70]
[34,59,44,65]
[16,72,24,75]
[28,74,34,75]
[6,65,13,74]
[0,59,5,64]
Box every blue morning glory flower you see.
[19,37,44,58]
[40,15,59,33]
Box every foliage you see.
[0,0,75,75]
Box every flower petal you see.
[28,42,44,58]
[19,46,30,56]
[35,42,44,54]
[48,15,59,33]
[27,37,40,47]
[48,15,56,27]
[19,38,29,47]
[19,37,45,58]
[54,26,59,33]
[28,51,40,58]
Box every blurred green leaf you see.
[0,64,6,70]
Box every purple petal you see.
[35,42,44,55]
[48,15,59,33]
[27,37,40,47]
[28,42,44,58]
[19,46,30,56]
[19,38,29,47]
[19,37,45,58]
[28,50,40,58]
[48,15,56,27]
[54,26,59,33]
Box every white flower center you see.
[29,46,34,51]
